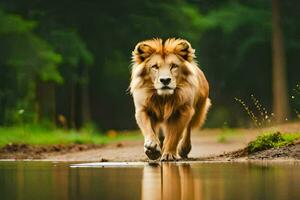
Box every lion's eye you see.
[151,64,159,70]
[171,63,179,70]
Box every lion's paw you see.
[160,152,177,161]
[178,140,191,159]
[144,138,161,160]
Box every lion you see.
[130,38,211,161]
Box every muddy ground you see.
[210,139,300,161]
[0,122,299,162]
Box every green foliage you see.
[247,132,300,153]
[205,2,271,34]
[0,8,63,124]
[0,9,62,83]
[6,35,63,82]
[0,125,141,147]
[0,9,36,33]
[0,0,300,129]
[217,126,241,143]
[80,122,99,135]
[48,30,93,67]
[203,2,271,68]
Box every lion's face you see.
[147,54,182,95]
[130,38,196,96]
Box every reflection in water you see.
[142,164,200,200]
[0,162,300,200]
[142,162,300,200]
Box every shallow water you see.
[0,161,299,200]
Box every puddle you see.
[0,161,299,200]
[70,162,147,168]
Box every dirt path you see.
[41,136,248,162]
[40,122,300,161]
[1,122,299,162]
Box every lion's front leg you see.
[161,107,194,161]
[177,126,192,159]
[135,110,161,160]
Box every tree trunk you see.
[81,67,91,125]
[70,79,76,129]
[0,94,5,125]
[36,81,56,124]
[272,0,289,123]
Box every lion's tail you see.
[190,98,211,129]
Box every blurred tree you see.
[196,0,299,126]
[272,0,289,122]
[195,2,273,126]
[0,8,62,125]
[0,0,299,129]
[47,30,93,128]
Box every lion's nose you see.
[160,78,171,85]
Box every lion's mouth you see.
[161,86,172,90]
[157,86,174,95]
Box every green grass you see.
[217,128,241,143]
[0,125,141,147]
[247,132,300,153]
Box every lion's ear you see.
[174,40,195,62]
[132,42,155,64]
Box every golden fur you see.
[130,38,211,161]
